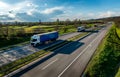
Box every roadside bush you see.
[85,25,120,77]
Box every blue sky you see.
[0,0,120,22]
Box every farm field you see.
[0,25,77,48]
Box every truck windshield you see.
[31,39,37,42]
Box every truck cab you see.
[30,31,59,47]
[30,35,40,46]
[77,26,85,32]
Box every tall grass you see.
[116,28,120,38]
[84,25,120,77]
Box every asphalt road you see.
[0,32,80,66]
[11,25,110,77]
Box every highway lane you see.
[58,27,109,77]
[11,25,110,77]
[0,32,80,66]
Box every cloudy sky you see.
[0,0,120,22]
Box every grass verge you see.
[84,25,120,77]
[116,28,120,38]
[0,32,89,77]
[115,68,120,77]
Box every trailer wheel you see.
[51,39,56,41]
[41,42,45,45]
[36,43,40,46]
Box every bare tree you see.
[74,19,78,28]
[0,22,3,38]
[63,19,70,33]
[114,20,120,28]
[3,25,10,40]
[17,27,25,37]
[65,19,70,26]
[54,19,60,31]
[39,19,41,25]
[78,19,81,25]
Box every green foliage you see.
[115,68,120,77]
[59,25,76,35]
[0,37,30,48]
[85,25,120,77]
[0,25,76,48]
[116,28,120,38]
[85,24,94,28]
[0,31,88,77]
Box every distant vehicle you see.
[31,31,59,46]
[77,26,85,32]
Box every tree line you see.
[0,19,104,26]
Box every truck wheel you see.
[54,39,57,41]
[41,42,45,45]
[36,43,39,46]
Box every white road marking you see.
[89,44,92,47]
[42,58,58,70]
[88,35,92,39]
[58,31,104,77]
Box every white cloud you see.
[26,9,37,16]
[0,1,65,22]
[41,6,64,14]
[0,1,10,13]
[88,13,95,17]
[51,11,120,21]
[1,0,120,22]
[0,1,38,16]
[8,13,16,18]
[98,11,115,18]
[0,0,40,21]
[51,13,83,21]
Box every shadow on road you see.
[11,32,94,77]
[79,30,99,33]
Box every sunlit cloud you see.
[41,6,64,14]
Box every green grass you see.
[24,25,54,33]
[116,28,120,38]
[0,37,30,48]
[2,26,26,29]
[24,25,77,35]
[0,50,49,77]
[115,27,120,77]
[68,32,88,41]
[0,25,77,48]
[88,24,95,27]
[59,25,77,35]
[115,68,120,77]
[84,33,107,77]
[0,32,89,77]
[84,25,120,77]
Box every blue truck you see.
[30,31,59,46]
